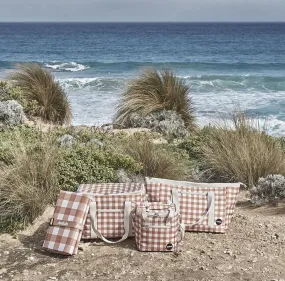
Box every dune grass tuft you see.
[122,134,189,180]
[114,69,195,130]
[8,63,71,125]
[0,131,59,232]
[202,113,285,187]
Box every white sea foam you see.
[45,61,89,72]
[58,77,126,91]
[53,73,285,136]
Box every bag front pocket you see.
[178,191,215,227]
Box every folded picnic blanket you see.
[43,191,90,255]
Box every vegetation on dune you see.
[0,128,59,232]
[2,65,285,233]
[8,63,71,125]
[121,134,190,180]
[114,69,196,131]
[251,174,285,205]
[201,113,285,187]
[57,145,142,192]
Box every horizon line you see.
[0,21,285,24]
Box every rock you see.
[0,268,7,275]
[58,134,75,147]
[0,100,27,126]
[4,251,9,255]
[116,169,144,183]
[126,110,189,138]
[22,269,29,276]
[152,138,168,144]
[199,266,205,270]
[48,277,57,280]
[216,264,233,271]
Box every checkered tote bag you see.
[43,191,90,255]
[145,177,242,233]
[77,183,145,243]
[134,201,184,252]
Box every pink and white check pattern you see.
[134,202,182,252]
[43,191,90,255]
[77,183,145,239]
[78,183,144,194]
[146,180,240,233]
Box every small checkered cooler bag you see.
[134,201,184,252]
[77,183,145,243]
[145,177,242,233]
[43,191,90,255]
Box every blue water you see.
[0,23,285,134]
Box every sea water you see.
[0,23,284,135]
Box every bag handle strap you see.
[171,188,180,213]
[89,201,132,244]
[171,190,215,227]
[178,222,185,242]
[190,191,215,227]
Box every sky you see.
[0,0,285,22]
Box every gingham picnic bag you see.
[43,191,90,255]
[145,177,242,233]
[77,183,145,243]
[134,201,184,252]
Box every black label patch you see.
[216,219,222,225]
[166,243,173,250]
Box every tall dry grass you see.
[122,135,189,180]
[0,132,59,231]
[8,63,71,125]
[202,113,285,187]
[114,69,195,130]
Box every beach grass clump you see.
[114,69,195,131]
[121,134,189,180]
[201,113,285,187]
[8,63,71,125]
[0,129,59,233]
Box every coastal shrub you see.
[201,113,285,187]
[251,174,285,205]
[8,63,71,125]
[114,69,196,131]
[0,81,10,100]
[0,81,37,115]
[57,145,142,191]
[0,133,59,233]
[121,135,189,180]
[178,126,214,160]
[0,126,46,165]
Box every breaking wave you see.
[44,61,89,72]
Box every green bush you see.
[178,126,213,160]
[0,81,37,115]
[57,145,142,191]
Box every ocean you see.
[0,22,285,135]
